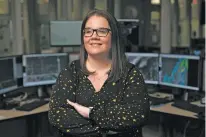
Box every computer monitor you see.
[159,54,201,91]
[118,19,139,52]
[23,53,69,87]
[125,53,159,84]
[50,21,82,46]
[0,57,19,95]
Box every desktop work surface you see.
[151,102,201,119]
[0,101,204,122]
[0,103,49,121]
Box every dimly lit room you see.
[0,0,205,137]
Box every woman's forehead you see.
[85,16,110,28]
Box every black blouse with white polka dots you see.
[48,60,150,137]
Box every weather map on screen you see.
[126,53,159,84]
[161,58,188,86]
[159,54,200,91]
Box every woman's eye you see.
[99,29,107,33]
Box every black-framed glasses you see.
[83,28,111,37]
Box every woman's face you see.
[83,15,112,57]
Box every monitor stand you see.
[147,84,159,94]
[172,88,188,101]
[37,86,44,99]
[37,86,50,99]
[182,90,189,101]
[46,86,52,97]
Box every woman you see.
[48,9,150,137]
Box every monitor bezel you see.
[159,54,200,60]
[125,52,159,84]
[0,57,18,95]
[117,19,139,22]
[22,53,68,87]
[159,54,201,91]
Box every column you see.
[114,0,121,19]
[57,0,62,20]
[138,0,144,47]
[63,0,74,53]
[27,0,41,53]
[143,0,152,47]
[171,0,180,47]
[22,0,30,54]
[73,0,82,20]
[67,0,73,20]
[82,0,94,18]
[11,0,23,55]
[160,0,172,53]
[49,0,57,20]
[180,0,191,47]
[62,0,69,20]
[95,0,108,10]
[57,0,68,20]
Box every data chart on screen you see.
[23,53,68,87]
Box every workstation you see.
[0,0,205,137]
[0,51,204,137]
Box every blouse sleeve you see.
[89,67,150,131]
[48,61,100,135]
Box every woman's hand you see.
[67,99,90,118]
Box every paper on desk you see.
[0,115,5,120]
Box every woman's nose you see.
[91,30,98,37]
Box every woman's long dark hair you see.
[80,9,127,82]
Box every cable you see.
[19,99,38,106]
[5,92,28,104]
[183,120,191,137]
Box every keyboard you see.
[149,96,172,106]
[16,100,49,111]
[172,100,205,114]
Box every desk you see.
[0,102,201,121]
[149,92,204,119]
[149,92,205,137]
[0,96,204,137]
[0,104,49,121]
[151,102,198,119]
[0,104,49,137]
